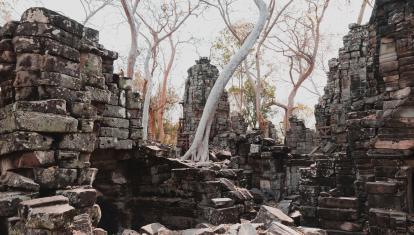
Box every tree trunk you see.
[121,0,139,78]
[157,37,176,143]
[357,0,368,25]
[141,41,153,141]
[182,0,268,162]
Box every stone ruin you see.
[298,0,414,234]
[0,8,297,235]
[2,1,414,235]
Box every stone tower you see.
[177,57,231,154]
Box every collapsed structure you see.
[1,0,414,234]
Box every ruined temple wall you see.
[300,0,414,233]
[0,7,144,234]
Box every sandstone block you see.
[0,171,39,191]
[57,187,97,208]
[59,133,96,152]
[13,36,80,62]
[252,205,294,226]
[0,132,53,155]
[0,191,34,217]
[100,117,129,128]
[25,203,75,230]
[85,86,111,103]
[99,127,129,139]
[0,111,78,133]
[34,167,77,189]
[70,102,98,118]
[21,8,84,36]
[102,104,126,118]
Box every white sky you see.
[4,0,373,129]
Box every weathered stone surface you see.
[100,117,129,128]
[140,223,168,235]
[33,167,77,189]
[59,133,96,152]
[0,191,34,217]
[211,198,234,208]
[25,203,75,230]
[252,205,294,226]
[0,132,53,155]
[1,151,55,172]
[70,102,98,118]
[85,86,111,103]
[20,8,84,37]
[267,222,301,235]
[57,187,97,208]
[318,197,358,209]
[9,99,67,115]
[0,111,78,133]
[102,104,126,118]
[99,127,129,139]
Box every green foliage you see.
[228,78,277,128]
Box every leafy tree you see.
[228,78,277,128]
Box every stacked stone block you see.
[285,116,319,155]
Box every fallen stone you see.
[252,205,294,226]
[140,222,168,235]
[93,228,108,235]
[211,198,234,208]
[72,213,93,234]
[122,229,140,235]
[266,222,300,235]
[0,171,40,191]
[297,227,327,235]
[237,223,256,235]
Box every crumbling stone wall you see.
[285,116,319,155]
[300,0,414,234]
[0,7,143,234]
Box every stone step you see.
[318,197,359,209]
[19,195,69,217]
[25,203,75,230]
[318,207,358,221]
[366,181,398,194]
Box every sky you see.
[3,0,373,130]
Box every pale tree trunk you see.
[121,0,140,77]
[157,36,176,142]
[141,39,153,141]
[182,0,268,162]
[357,0,368,25]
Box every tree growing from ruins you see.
[269,0,330,131]
[182,0,268,162]
[206,0,293,133]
